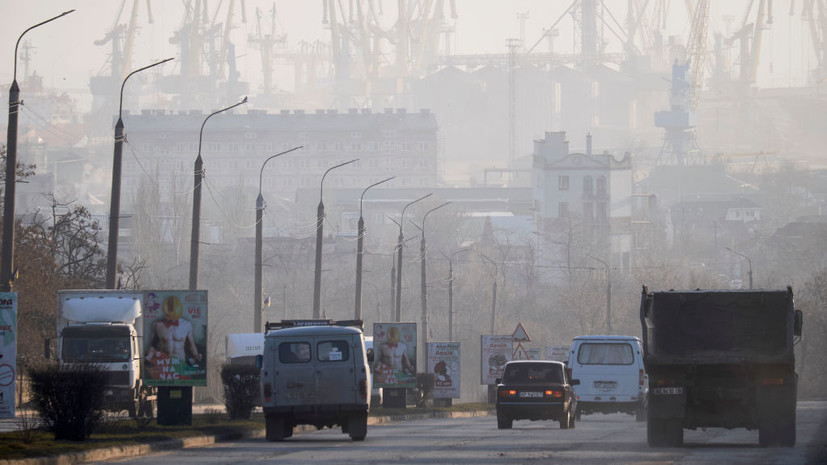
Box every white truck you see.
[52,290,156,417]
[225,333,264,366]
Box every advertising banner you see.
[143,290,208,386]
[546,345,571,362]
[0,293,16,419]
[481,335,512,385]
[526,347,541,360]
[427,342,460,398]
[372,323,417,389]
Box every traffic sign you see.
[512,322,530,342]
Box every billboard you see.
[546,345,571,362]
[0,293,16,419]
[481,335,512,385]
[372,322,417,389]
[143,290,208,386]
[427,342,460,398]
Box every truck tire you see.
[348,412,368,441]
[778,411,796,447]
[664,419,684,447]
[647,419,665,446]
[635,400,647,422]
[265,414,286,441]
[759,421,776,447]
[127,400,138,418]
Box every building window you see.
[351,131,362,138]
[244,132,257,139]
[583,202,593,219]
[368,142,379,152]
[597,202,607,221]
[583,176,593,197]
[383,130,397,138]
[559,202,569,217]
[596,176,607,196]
[558,176,569,191]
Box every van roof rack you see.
[264,319,364,331]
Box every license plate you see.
[654,387,683,395]
[594,381,617,389]
[519,391,542,398]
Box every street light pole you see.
[255,146,301,332]
[480,253,499,334]
[588,255,612,333]
[313,158,358,318]
[355,176,394,320]
[415,202,450,367]
[189,97,248,290]
[395,193,432,322]
[442,248,470,342]
[105,57,173,289]
[725,247,754,289]
[2,9,74,292]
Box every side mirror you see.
[794,310,803,337]
[255,354,263,369]
[366,347,374,363]
[495,378,502,384]
[566,367,573,380]
[571,378,580,386]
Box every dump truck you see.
[52,290,156,417]
[640,286,802,447]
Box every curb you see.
[0,410,492,465]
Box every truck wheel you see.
[348,412,368,441]
[759,421,776,447]
[647,419,665,447]
[265,414,286,441]
[497,415,512,429]
[127,401,138,418]
[664,419,684,447]
[778,411,796,447]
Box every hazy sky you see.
[0,1,817,98]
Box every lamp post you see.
[588,255,612,333]
[2,10,74,292]
[105,57,173,289]
[355,176,394,320]
[189,97,248,290]
[413,202,450,367]
[313,158,358,318]
[725,247,753,289]
[255,146,302,332]
[394,193,432,322]
[442,248,470,342]
[479,252,499,334]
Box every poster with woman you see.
[372,323,417,389]
[142,290,208,386]
[0,293,16,419]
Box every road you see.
[86,401,827,464]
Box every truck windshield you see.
[63,337,131,363]
[577,343,634,365]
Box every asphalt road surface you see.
[86,400,827,464]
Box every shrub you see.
[29,363,107,441]
[220,364,260,420]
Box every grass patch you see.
[0,414,265,460]
[0,403,494,460]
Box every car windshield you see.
[503,364,562,384]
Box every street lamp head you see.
[119,57,174,118]
[198,96,249,156]
[14,10,76,81]
[360,176,395,218]
[320,158,359,200]
[259,146,303,197]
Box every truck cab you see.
[257,320,371,441]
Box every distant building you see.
[119,107,439,241]
[531,131,634,279]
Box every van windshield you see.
[577,343,634,365]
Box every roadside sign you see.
[0,293,16,419]
[545,345,570,362]
[512,322,530,342]
[481,335,512,384]
[512,342,529,360]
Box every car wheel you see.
[559,407,571,429]
[497,416,513,429]
[569,407,576,429]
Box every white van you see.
[568,335,648,421]
[364,336,383,407]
